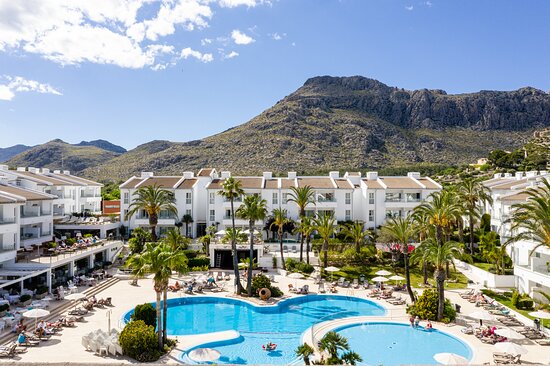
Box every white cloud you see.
[0,0,269,69]
[201,38,213,46]
[224,51,239,59]
[425,1,433,7]
[269,32,285,41]
[231,29,255,45]
[0,76,62,101]
[405,5,414,10]
[180,47,213,63]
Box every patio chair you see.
[318,282,326,293]
[0,343,18,358]
[292,246,297,253]
[283,246,288,253]
[352,279,359,289]
[337,277,345,286]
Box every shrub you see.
[119,320,161,362]
[131,303,157,328]
[251,274,283,298]
[19,294,31,303]
[407,289,456,323]
[517,298,534,310]
[36,286,48,294]
[295,262,314,274]
[0,303,9,312]
[84,233,93,238]
[183,249,198,259]
[511,290,519,307]
[187,257,210,268]
[191,265,209,272]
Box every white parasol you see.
[188,348,221,362]
[371,276,389,282]
[23,308,50,328]
[324,266,340,281]
[433,352,469,365]
[493,328,525,340]
[468,310,496,326]
[288,272,305,287]
[494,342,528,355]
[375,269,392,276]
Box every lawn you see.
[481,290,538,321]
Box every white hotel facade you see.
[120,168,442,239]
[482,171,550,302]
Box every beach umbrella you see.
[433,352,469,365]
[288,272,305,287]
[65,292,86,311]
[243,229,261,235]
[494,342,528,355]
[23,308,50,328]
[468,310,496,326]
[188,348,221,362]
[529,310,550,328]
[389,275,405,284]
[494,328,525,340]
[371,276,389,282]
[215,230,226,236]
[375,269,392,276]
[325,266,340,281]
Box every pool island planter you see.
[454,259,515,288]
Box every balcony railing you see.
[317,197,336,203]
[223,197,242,203]
[21,233,39,240]
[0,244,16,252]
[81,192,100,198]
[21,211,40,218]
[0,217,16,225]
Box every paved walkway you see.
[9,272,550,365]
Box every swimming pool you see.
[124,295,386,364]
[334,322,473,366]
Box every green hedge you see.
[188,257,210,268]
[517,299,534,310]
[131,303,157,328]
[119,320,161,362]
[251,274,283,297]
[285,258,314,274]
[407,289,456,323]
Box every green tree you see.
[126,242,188,347]
[340,351,362,365]
[270,208,290,270]
[128,227,152,254]
[163,228,190,251]
[218,177,245,293]
[295,216,315,264]
[341,221,372,255]
[313,212,336,271]
[421,238,463,320]
[318,331,349,364]
[381,216,416,303]
[295,343,314,365]
[126,184,178,242]
[415,190,462,246]
[181,213,194,238]
[236,194,268,296]
[288,185,315,262]
[457,179,493,253]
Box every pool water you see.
[335,322,472,366]
[124,295,385,364]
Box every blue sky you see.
[1,0,549,150]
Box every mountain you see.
[5,139,121,173]
[0,144,33,162]
[84,76,550,181]
[75,139,127,154]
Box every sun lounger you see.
[0,343,18,357]
[536,338,550,346]
[224,273,230,281]
[217,272,223,281]
[318,283,326,293]
[352,279,359,289]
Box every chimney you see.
[329,171,339,179]
[503,173,512,178]
[17,167,26,172]
[41,168,50,174]
[0,165,8,171]
[53,170,61,174]
[407,172,421,179]
[515,172,524,180]
[183,171,194,179]
[366,172,378,180]
[526,171,537,178]
[540,170,548,176]
[493,173,502,179]
[63,170,70,175]
[140,172,154,178]
[287,172,297,179]
[262,172,272,179]
[220,171,231,179]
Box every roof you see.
[379,177,422,189]
[197,168,214,177]
[207,177,263,190]
[334,179,353,189]
[120,177,144,189]
[416,178,441,189]
[15,171,73,186]
[0,185,55,201]
[488,178,531,190]
[264,179,279,189]
[0,193,22,204]
[53,173,102,186]
[362,179,384,189]
[297,177,335,189]
[137,177,181,189]
[280,178,296,189]
[175,178,198,189]
[207,179,223,190]
[501,192,530,202]
[346,172,361,176]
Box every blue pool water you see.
[335,322,473,366]
[124,295,385,364]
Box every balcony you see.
[515,264,550,288]
[21,211,40,218]
[0,217,16,225]
[81,192,100,198]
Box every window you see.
[272,192,278,205]
[385,192,402,202]
[123,192,129,204]
[345,193,351,205]
[368,192,375,204]
[405,192,421,202]
[185,192,192,204]
[345,210,351,221]
[282,193,289,204]
[209,210,215,222]
[186,209,191,216]
[368,210,374,222]
[123,209,128,220]
[209,192,215,204]
[225,209,231,219]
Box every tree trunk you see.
[247,220,254,297]
[423,260,428,285]
[435,269,446,321]
[185,224,189,238]
[151,225,157,242]
[306,235,311,264]
[436,226,443,246]
[230,199,242,294]
[323,239,328,269]
[156,291,162,349]
[355,240,361,254]
[458,219,464,243]
[279,230,286,270]
[299,230,305,262]
[469,214,475,254]
[304,356,311,365]
[403,244,415,303]
[162,289,168,344]
[446,261,450,278]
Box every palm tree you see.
[508,179,550,253]
[126,241,188,347]
[270,208,290,270]
[422,238,463,320]
[409,240,431,285]
[295,343,314,365]
[295,216,315,264]
[381,216,416,303]
[340,351,363,365]
[288,185,315,262]
[163,228,190,251]
[341,221,371,254]
[313,212,336,270]
[126,184,178,242]
[414,190,462,246]
[218,177,245,293]
[318,331,349,363]
[457,179,493,253]
[236,194,268,296]
[128,227,152,254]
[181,213,194,238]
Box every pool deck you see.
[8,272,550,365]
